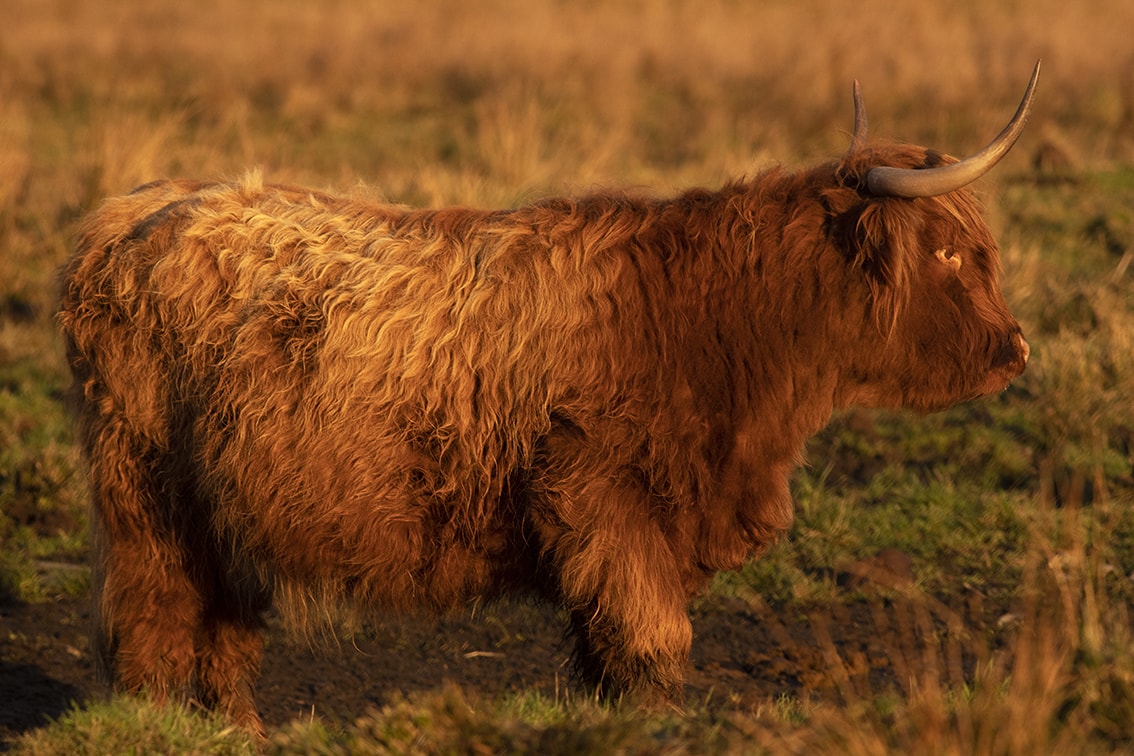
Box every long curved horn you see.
[866,60,1041,198]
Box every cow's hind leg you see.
[89,415,267,731]
[193,568,270,734]
[88,420,202,706]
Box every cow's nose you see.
[992,329,1028,370]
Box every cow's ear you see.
[853,201,919,281]
[838,198,921,334]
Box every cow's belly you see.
[206,445,537,614]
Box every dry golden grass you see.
[736,502,1134,754]
[3,0,1133,200]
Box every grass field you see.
[2,0,1134,752]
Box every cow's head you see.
[826,62,1038,412]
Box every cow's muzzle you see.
[992,329,1029,371]
[985,329,1029,394]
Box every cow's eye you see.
[935,248,962,271]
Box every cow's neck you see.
[651,174,849,572]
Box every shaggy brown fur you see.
[58,136,1028,731]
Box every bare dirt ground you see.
[1,568,977,748]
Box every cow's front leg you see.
[531,441,691,705]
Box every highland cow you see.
[59,64,1038,732]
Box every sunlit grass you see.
[9,696,258,756]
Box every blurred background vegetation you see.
[2,0,1133,752]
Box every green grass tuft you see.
[10,698,258,756]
